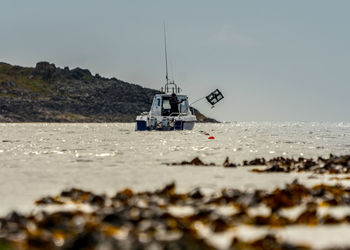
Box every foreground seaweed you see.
[170,154,350,174]
[168,157,216,166]
[3,181,350,249]
[249,154,350,174]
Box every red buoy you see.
[208,136,215,139]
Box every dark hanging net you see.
[206,89,224,106]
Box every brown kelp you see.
[3,181,350,249]
[169,155,350,174]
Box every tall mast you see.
[163,23,169,85]
[161,23,180,94]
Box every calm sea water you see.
[0,122,350,215]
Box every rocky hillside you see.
[0,62,215,122]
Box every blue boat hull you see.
[135,120,195,131]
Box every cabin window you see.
[157,99,161,106]
[179,99,189,113]
[162,99,171,109]
[161,98,171,116]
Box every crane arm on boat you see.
[190,89,224,108]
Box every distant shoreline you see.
[0,62,217,123]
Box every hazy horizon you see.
[1,0,350,122]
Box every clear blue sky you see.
[1,0,350,121]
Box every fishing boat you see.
[135,26,224,131]
[135,81,197,131]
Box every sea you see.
[0,122,350,217]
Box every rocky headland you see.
[0,62,215,122]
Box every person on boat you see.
[169,93,186,115]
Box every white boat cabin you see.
[135,92,196,131]
[150,94,190,118]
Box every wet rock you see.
[187,157,205,166]
[243,158,266,166]
[231,234,311,250]
[169,157,216,166]
[157,182,176,196]
[211,217,230,232]
[88,194,107,207]
[222,157,237,168]
[63,229,101,250]
[113,188,134,202]
[252,164,287,173]
[189,188,204,199]
[296,202,318,225]
[249,154,350,174]
[35,196,64,205]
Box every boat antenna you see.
[163,22,169,85]
[170,59,175,84]
[161,23,180,94]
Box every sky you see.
[1,0,350,122]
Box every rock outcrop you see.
[0,62,216,122]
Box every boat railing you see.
[169,112,189,117]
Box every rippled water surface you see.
[1,122,350,215]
